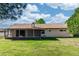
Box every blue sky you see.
[0,3,79,28]
[12,3,79,24]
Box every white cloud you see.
[47,3,60,9]
[4,4,70,24]
[20,13,51,23]
[47,3,79,10]
[40,3,44,5]
[25,4,38,12]
[47,13,69,23]
[14,17,34,24]
[27,13,51,19]
[14,13,51,24]
[17,4,71,24]
[18,4,51,23]
[14,4,51,24]
[15,9,68,24]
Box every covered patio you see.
[4,29,45,39]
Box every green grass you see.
[0,37,79,56]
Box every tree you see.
[35,18,45,24]
[66,8,79,35]
[0,3,27,20]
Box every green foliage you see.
[35,18,45,24]
[0,3,27,20]
[66,7,79,35]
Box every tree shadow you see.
[9,37,59,41]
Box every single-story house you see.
[0,29,4,36]
[4,23,73,39]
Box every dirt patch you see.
[60,39,79,47]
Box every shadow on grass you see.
[9,37,59,41]
[7,37,79,41]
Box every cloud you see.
[47,3,60,9]
[47,13,69,23]
[47,3,79,10]
[25,4,38,12]
[14,4,51,24]
[17,3,51,23]
[16,4,71,24]
[0,3,71,27]
[14,17,34,24]
[18,13,51,23]
[15,6,51,23]
[40,3,44,5]
[26,13,51,19]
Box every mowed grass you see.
[0,37,79,56]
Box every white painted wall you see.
[0,32,4,36]
[41,29,72,37]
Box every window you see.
[60,30,63,31]
[49,29,51,32]
[41,30,45,34]
[60,29,66,32]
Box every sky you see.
[0,3,79,28]
[15,3,76,24]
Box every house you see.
[4,23,72,39]
[0,29,4,36]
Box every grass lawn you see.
[0,37,79,56]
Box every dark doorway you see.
[16,30,19,37]
[34,30,41,37]
[16,30,25,37]
[27,30,42,37]
[27,30,33,37]
[20,30,25,37]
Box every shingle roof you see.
[9,23,67,29]
[0,29,4,32]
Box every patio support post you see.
[25,30,27,37]
[33,29,35,37]
[4,29,6,38]
[19,29,20,37]
[7,29,9,37]
[7,29,8,37]
[13,30,15,37]
[12,29,14,37]
[6,29,8,38]
[8,29,10,37]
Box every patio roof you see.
[0,29,4,32]
[8,23,67,29]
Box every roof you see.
[9,24,67,29]
[0,29,4,32]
